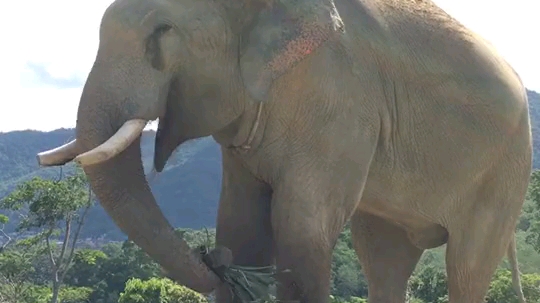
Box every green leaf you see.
[0,214,8,224]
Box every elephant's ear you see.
[240,0,345,102]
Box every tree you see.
[63,249,108,288]
[0,168,93,303]
[118,277,208,303]
[69,241,165,303]
[526,169,540,252]
[56,286,93,303]
[330,225,367,299]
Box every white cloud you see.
[0,0,537,132]
[0,0,113,133]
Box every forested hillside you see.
[0,89,539,240]
[0,133,222,239]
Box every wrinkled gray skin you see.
[58,0,532,302]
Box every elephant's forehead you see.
[102,0,157,29]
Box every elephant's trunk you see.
[38,66,223,293]
[80,137,221,293]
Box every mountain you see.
[1,89,539,239]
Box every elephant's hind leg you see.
[445,217,516,303]
[445,169,528,303]
[351,211,424,303]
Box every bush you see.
[408,265,447,303]
[118,277,208,303]
[486,269,540,303]
[329,295,367,303]
[57,286,93,303]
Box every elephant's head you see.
[36,0,344,293]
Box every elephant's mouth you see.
[153,82,187,173]
[153,113,177,173]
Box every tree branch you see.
[58,214,72,268]
[45,229,57,268]
[59,192,92,282]
[55,166,64,182]
[0,224,11,251]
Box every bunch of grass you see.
[222,264,278,302]
[198,228,281,302]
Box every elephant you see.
[35,0,532,301]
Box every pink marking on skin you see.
[267,22,330,75]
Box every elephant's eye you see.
[154,24,172,35]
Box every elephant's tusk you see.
[36,139,80,167]
[74,119,148,166]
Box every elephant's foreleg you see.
[214,148,274,303]
[271,191,346,302]
[351,211,424,303]
[270,159,374,302]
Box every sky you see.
[0,0,538,133]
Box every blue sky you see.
[0,0,537,133]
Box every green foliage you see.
[24,285,54,303]
[11,285,93,303]
[0,168,90,231]
[0,242,42,302]
[526,169,540,252]
[408,265,448,303]
[57,286,93,303]
[63,249,108,287]
[3,222,540,303]
[0,247,36,281]
[330,295,367,303]
[331,225,367,299]
[409,265,540,303]
[80,242,163,303]
[118,277,208,303]
[175,227,216,248]
[0,214,8,224]
[0,169,93,303]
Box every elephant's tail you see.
[508,232,526,303]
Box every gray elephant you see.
[36,0,532,301]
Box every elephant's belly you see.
[358,181,451,250]
[357,198,449,250]
[404,224,449,249]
